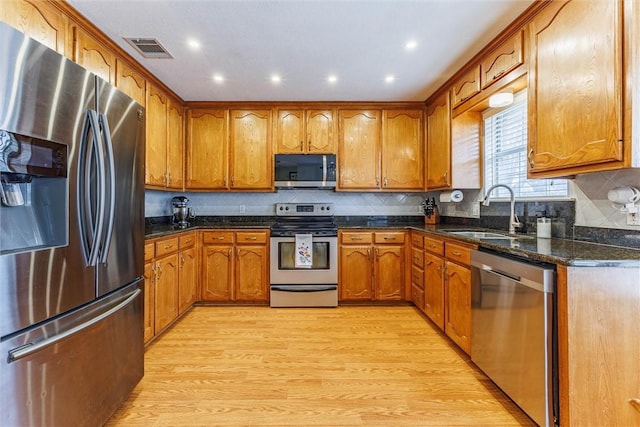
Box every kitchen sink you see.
[444,230,517,240]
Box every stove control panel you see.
[275,203,334,216]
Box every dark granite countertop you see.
[145,216,640,267]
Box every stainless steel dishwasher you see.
[470,249,557,427]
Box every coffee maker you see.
[171,196,195,228]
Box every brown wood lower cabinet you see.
[413,232,474,355]
[339,230,405,302]
[201,230,269,303]
[144,232,199,344]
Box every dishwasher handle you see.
[480,264,521,283]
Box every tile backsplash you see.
[146,168,640,235]
[145,189,428,218]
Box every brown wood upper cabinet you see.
[451,66,480,108]
[185,109,228,190]
[480,29,524,90]
[275,109,336,154]
[115,59,146,107]
[338,110,381,190]
[426,93,451,190]
[73,26,115,83]
[1,0,70,56]
[527,0,624,177]
[229,109,273,190]
[381,110,424,190]
[146,84,184,190]
[339,109,424,191]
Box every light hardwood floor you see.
[106,306,534,426]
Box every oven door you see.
[269,236,337,285]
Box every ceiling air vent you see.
[124,37,173,59]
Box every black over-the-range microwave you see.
[274,154,336,189]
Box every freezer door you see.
[94,77,145,296]
[0,281,143,427]
[0,22,96,337]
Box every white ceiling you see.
[66,0,534,102]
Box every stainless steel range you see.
[270,203,338,307]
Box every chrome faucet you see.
[482,184,521,235]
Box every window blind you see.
[483,94,567,199]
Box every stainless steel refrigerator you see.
[0,22,145,426]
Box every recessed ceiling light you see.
[213,74,224,84]
[405,39,418,51]
[327,74,338,84]
[271,74,282,84]
[187,38,201,51]
[385,75,395,83]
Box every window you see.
[483,92,568,199]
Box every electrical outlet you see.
[471,203,480,217]
[239,205,246,214]
[627,212,640,225]
[418,205,424,214]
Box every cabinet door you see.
[201,245,233,301]
[339,246,373,301]
[275,109,305,153]
[528,0,623,176]
[115,59,146,107]
[307,110,335,153]
[143,261,155,344]
[2,0,70,55]
[444,261,471,354]
[451,66,480,108]
[480,29,524,90]
[424,252,445,330]
[146,85,168,187]
[154,254,179,333]
[338,110,381,189]
[186,109,229,189]
[235,245,268,302]
[73,26,115,83]
[178,246,197,314]
[426,92,451,190]
[166,99,184,190]
[374,245,404,301]
[230,110,272,190]
[382,110,424,190]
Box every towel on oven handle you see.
[294,233,313,268]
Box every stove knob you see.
[285,206,289,211]
[320,206,325,210]
[326,205,331,211]
[279,206,283,211]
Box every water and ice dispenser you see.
[0,130,68,255]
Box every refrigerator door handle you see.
[97,113,116,264]
[7,288,141,363]
[78,109,106,266]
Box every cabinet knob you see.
[630,398,640,413]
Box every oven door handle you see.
[271,285,337,293]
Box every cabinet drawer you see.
[423,236,445,256]
[411,283,425,309]
[452,65,480,107]
[341,232,372,244]
[144,242,155,261]
[374,231,405,244]
[202,231,235,245]
[411,248,424,268]
[445,242,472,266]
[179,232,196,249]
[480,29,524,89]
[411,232,424,249]
[155,236,179,257]
[236,231,268,244]
[411,265,424,289]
